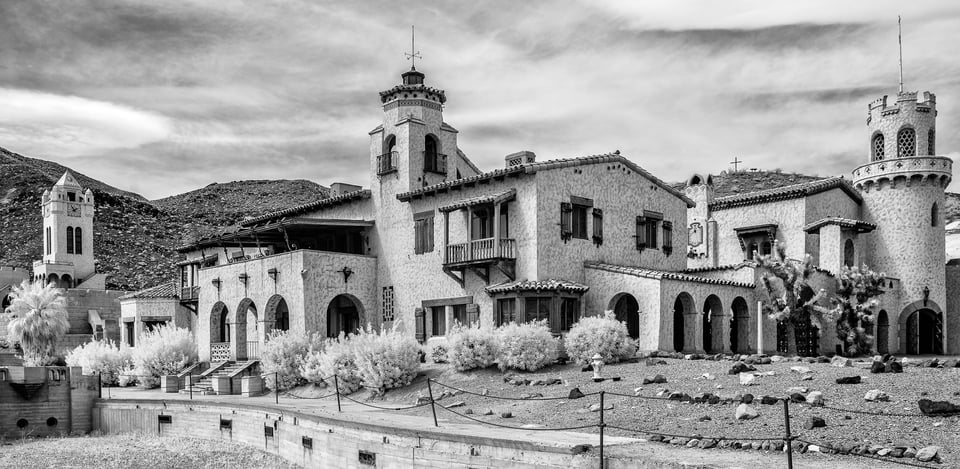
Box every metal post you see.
[426,379,439,427]
[97,372,102,399]
[783,398,794,469]
[334,374,342,412]
[599,391,605,469]
[188,374,193,400]
[275,372,279,404]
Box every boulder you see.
[916,446,940,462]
[642,374,667,385]
[739,373,757,386]
[789,393,806,403]
[787,387,809,394]
[699,438,718,449]
[728,362,756,375]
[918,399,960,416]
[816,356,830,363]
[830,356,853,367]
[806,391,824,407]
[770,355,785,363]
[888,361,903,373]
[735,404,759,420]
[740,394,754,404]
[445,401,465,408]
[870,361,886,374]
[500,411,513,418]
[568,387,585,399]
[588,403,614,412]
[633,387,643,396]
[941,359,958,368]
[864,389,889,402]
[803,416,826,430]
[800,374,813,381]
[481,409,494,416]
[760,395,779,405]
[789,366,812,374]
[876,448,892,457]
[904,447,918,458]
[836,376,861,384]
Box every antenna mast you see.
[405,25,421,70]
[898,16,904,93]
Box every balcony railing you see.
[445,238,516,265]
[245,341,260,361]
[210,342,231,362]
[180,286,200,302]
[423,152,447,174]
[377,151,398,175]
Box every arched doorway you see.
[327,294,362,338]
[843,239,855,267]
[876,310,889,355]
[1,294,11,311]
[906,309,942,355]
[265,295,290,333]
[612,293,640,339]
[61,274,73,289]
[702,295,723,353]
[730,297,750,354]
[673,293,694,353]
[47,274,60,288]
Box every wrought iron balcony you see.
[377,151,398,175]
[444,238,516,266]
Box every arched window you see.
[66,227,74,254]
[423,134,442,173]
[45,227,52,255]
[932,202,939,227]
[74,227,82,255]
[844,239,855,267]
[928,129,936,155]
[897,127,916,157]
[871,133,885,160]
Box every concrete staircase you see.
[181,361,258,395]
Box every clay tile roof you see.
[585,262,756,289]
[118,282,178,300]
[710,177,861,211]
[485,279,590,294]
[803,217,877,233]
[240,190,371,227]
[683,262,755,273]
[397,152,696,207]
[439,189,516,213]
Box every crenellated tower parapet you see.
[866,91,937,161]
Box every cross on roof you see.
[730,157,743,172]
[405,25,422,70]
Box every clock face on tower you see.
[67,203,81,217]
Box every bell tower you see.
[34,171,96,288]
[369,29,458,194]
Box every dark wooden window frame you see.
[490,291,583,334]
[413,210,435,255]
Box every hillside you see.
[0,146,330,291]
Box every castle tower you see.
[852,90,952,354]
[33,171,96,288]
[369,66,458,193]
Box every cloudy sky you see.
[2,1,960,199]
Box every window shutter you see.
[663,221,673,256]
[428,216,434,252]
[592,208,603,246]
[635,216,647,251]
[415,308,426,343]
[466,303,480,326]
[560,202,573,242]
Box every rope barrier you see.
[431,380,599,401]
[281,391,338,400]
[794,438,942,468]
[436,404,597,432]
[340,393,434,411]
[811,403,927,419]
[605,423,777,442]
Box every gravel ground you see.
[0,433,299,469]
[361,356,960,467]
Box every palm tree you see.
[3,281,70,366]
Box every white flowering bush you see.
[564,311,637,365]
[301,333,362,394]
[430,344,448,363]
[448,322,498,371]
[495,320,559,372]
[130,326,197,388]
[261,330,321,391]
[352,322,421,395]
[65,340,132,386]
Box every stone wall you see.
[0,366,99,438]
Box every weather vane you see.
[405,25,422,70]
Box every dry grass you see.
[0,433,298,469]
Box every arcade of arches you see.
[665,291,752,355]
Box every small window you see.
[524,297,551,323]
[414,211,435,254]
[592,208,603,246]
[430,306,446,337]
[66,226,75,254]
[844,239,855,267]
[559,298,579,332]
[74,227,82,255]
[760,241,771,256]
[928,129,936,156]
[496,298,516,326]
[46,227,52,255]
[872,133,885,161]
[571,205,588,239]
[452,304,467,326]
[932,202,939,227]
[645,219,659,250]
[67,192,76,202]
[897,127,916,157]
[662,221,673,255]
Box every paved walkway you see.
[101,386,903,468]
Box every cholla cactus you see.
[828,265,886,356]
[755,242,827,356]
[2,281,70,366]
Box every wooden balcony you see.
[180,286,200,303]
[445,238,516,266]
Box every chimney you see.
[505,151,536,168]
[330,182,362,196]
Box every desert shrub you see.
[260,330,321,391]
[495,320,559,372]
[303,332,362,394]
[447,322,498,371]
[564,311,637,365]
[2,281,70,366]
[130,326,197,388]
[353,322,421,395]
[430,344,448,363]
[65,340,132,386]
